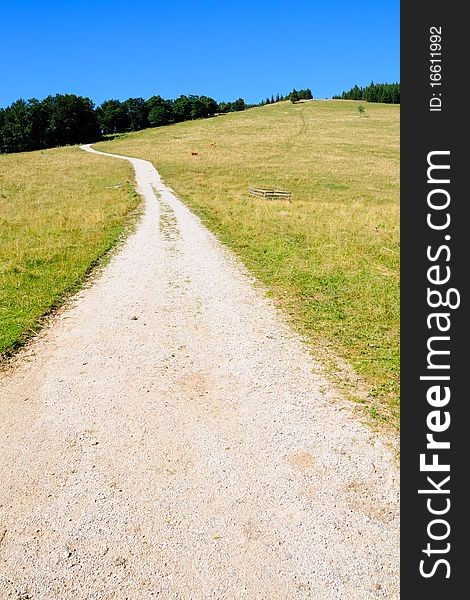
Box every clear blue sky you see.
[0,0,399,108]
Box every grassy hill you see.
[0,146,138,357]
[96,100,400,427]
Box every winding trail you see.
[0,145,399,599]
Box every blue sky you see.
[0,0,399,108]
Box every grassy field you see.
[0,146,138,357]
[96,100,400,427]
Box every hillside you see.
[95,100,400,426]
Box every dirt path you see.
[0,145,399,599]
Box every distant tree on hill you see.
[187,96,205,120]
[124,97,148,130]
[145,96,172,127]
[216,97,246,113]
[47,94,100,145]
[363,81,377,102]
[0,99,32,152]
[290,89,299,103]
[0,94,99,153]
[0,89,249,154]
[96,99,130,134]
[333,82,400,104]
[288,88,313,103]
[186,95,218,120]
[0,109,4,151]
[28,97,50,149]
[233,98,245,111]
[172,95,193,122]
[199,96,218,118]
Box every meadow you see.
[0,146,138,357]
[96,100,400,427]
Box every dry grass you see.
[0,146,138,356]
[96,100,400,427]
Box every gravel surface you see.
[0,145,399,599]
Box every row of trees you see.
[0,83,316,154]
[0,93,247,154]
[289,88,313,103]
[0,95,100,153]
[333,82,400,104]
[97,94,246,134]
[259,88,313,106]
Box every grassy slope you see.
[96,100,399,427]
[0,146,138,356]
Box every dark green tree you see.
[336,82,400,104]
[199,96,218,117]
[0,108,4,152]
[124,97,148,130]
[28,98,50,149]
[96,99,130,134]
[146,96,173,127]
[44,94,100,145]
[172,95,193,122]
[188,96,206,119]
[233,98,245,111]
[290,89,299,103]
[0,99,32,152]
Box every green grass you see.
[96,100,400,427]
[0,146,139,357]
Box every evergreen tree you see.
[335,82,400,104]
[290,89,299,103]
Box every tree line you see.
[332,82,400,104]
[0,86,315,154]
[97,95,246,134]
[0,93,247,154]
[0,95,100,153]
[259,88,313,105]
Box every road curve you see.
[0,145,399,599]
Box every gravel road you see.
[0,145,399,599]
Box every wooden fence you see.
[249,186,292,201]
